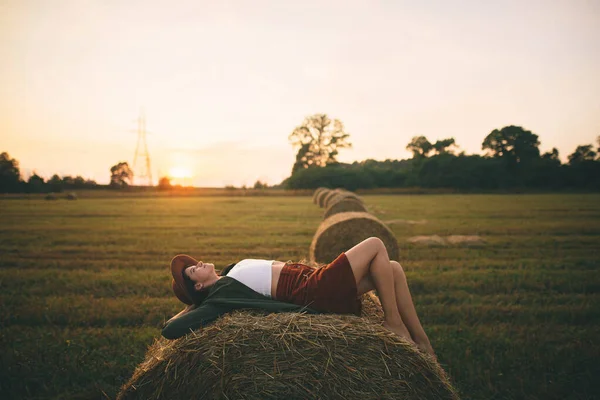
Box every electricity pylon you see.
[132,110,153,186]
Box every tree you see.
[542,148,560,161]
[288,114,351,174]
[73,176,86,188]
[284,164,375,190]
[482,126,540,164]
[406,136,433,158]
[432,138,458,155]
[253,180,268,189]
[0,152,22,192]
[291,143,312,175]
[158,176,172,190]
[48,174,63,192]
[566,144,600,189]
[110,162,133,188]
[62,175,75,187]
[568,145,597,165]
[27,173,46,193]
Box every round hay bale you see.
[310,212,399,263]
[312,187,328,204]
[66,192,78,200]
[118,297,458,400]
[45,193,57,200]
[326,192,364,209]
[323,198,367,219]
[316,189,332,208]
[407,235,446,246]
[321,189,344,208]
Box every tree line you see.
[0,154,142,193]
[284,115,600,191]
[3,116,599,193]
[0,153,266,193]
[0,152,101,193]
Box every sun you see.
[168,166,193,179]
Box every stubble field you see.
[1,193,599,399]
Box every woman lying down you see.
[162,237,435,358]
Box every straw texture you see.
[322,189,346,209]
[118,294,458,400]
[317,189,332,208]
[312,187,328,204]
[325,192,363,209]
[310,212,400,263]
[323,198,367,219]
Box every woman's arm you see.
[162,303,225,339]
[165,304,197,325]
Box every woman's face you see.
[184,261,216,291]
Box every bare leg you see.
[345,237,413,343]
[388,261,435,358]
[352,241,435,358]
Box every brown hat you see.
[170,254,200,305]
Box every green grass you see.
[1,194,599,399]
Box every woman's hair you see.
[182,269,210,305]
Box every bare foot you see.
[416,343,437,361]
[383,322,415,344]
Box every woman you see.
[163,237,435,358]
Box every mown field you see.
[1,194,599,399]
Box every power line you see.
[132,109,153,186]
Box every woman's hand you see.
[165,304,197,325]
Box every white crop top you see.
[227,259,274,297]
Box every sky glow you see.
[1,0,599,186]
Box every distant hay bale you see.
[407,236,447,246]
[45,193,58,200]
[316,189,332,208]
[326,192,364,209]
[117,294,458,400]
[312,187,328,204]
[310,212,399,263]
[446,235,484,246]
[321,189,342,208]
[323,198,367,219]
[66,192,78,200]
[337,190,362,202]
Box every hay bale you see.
[337,190,362,202]
[316,189,332,208]
[446,235,484,246]
[321,189,341,208]
[407,236,446,246]
[322,189,345,208]
[66,192,78,200]
[323,198,367,219]
[118,294,458,400]
[310,212,399,263]
[312,187,328,204]
[326,192,363,209]
[45,193,58,200]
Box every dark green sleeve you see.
[161,303,225,340]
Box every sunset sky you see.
[1,0,599,187]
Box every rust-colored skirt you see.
[275,253,361,316]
